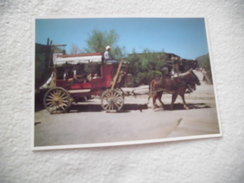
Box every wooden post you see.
[111,61,123,89]
[89,60,92,81]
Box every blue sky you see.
[36,17,209,60]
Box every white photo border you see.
[32,15,222,151]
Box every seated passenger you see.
[68,64,86,83]
[87,73,100,82]
[93,73,99,79]
[63,68,73,81]
[87,74,92,82]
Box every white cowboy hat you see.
[106,45,111,50]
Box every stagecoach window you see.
[55,63,103,81]
[89,63,101,76]
[56,67,65,80]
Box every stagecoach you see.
[41,53,128,113]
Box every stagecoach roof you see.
[54,53,103,65]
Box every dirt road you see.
[34,71,221,148]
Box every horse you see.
[147,69,201,110]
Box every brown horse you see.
[148,69,200,110]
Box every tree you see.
[70,44,82,54]
[127,49,167,86]
[83,29,125,59]
[202,57,212,84]
[196,53,212,84]
[83,29,168,86]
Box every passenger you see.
[87,73,100,82]
[93,73,99,79]
[87,74,92,82]
[72,64,87,83]
[63,68,69,81]
[63,67,73,81]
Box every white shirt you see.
[104,50,112,60]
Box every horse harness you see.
[150,70,195,95]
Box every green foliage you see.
[196,53,209,68]
[83,29,125,59]
[127,50,166,86]
[196,53,212,83]
[203,57,211,70]
[203,57,212,82]
[84,29,117,53]
[82,29,167,86]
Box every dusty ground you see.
[34,71,221,148]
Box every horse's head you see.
[190,70,201,86]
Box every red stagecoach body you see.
[42,52,128,113]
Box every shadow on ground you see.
[35,101,210,114]
[68,104,149,113]
[35,100,149,113]
[153,103,211,111]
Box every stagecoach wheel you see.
[117,88,125,98]
[101,89,124,113]
[44,87,71,114]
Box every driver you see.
[104,45,116,64]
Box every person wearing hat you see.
[103,45,116,64]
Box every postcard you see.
[33,16,221,150]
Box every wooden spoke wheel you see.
[117,88,125,98]
[44,87,71,114]
[101,89,124,113]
